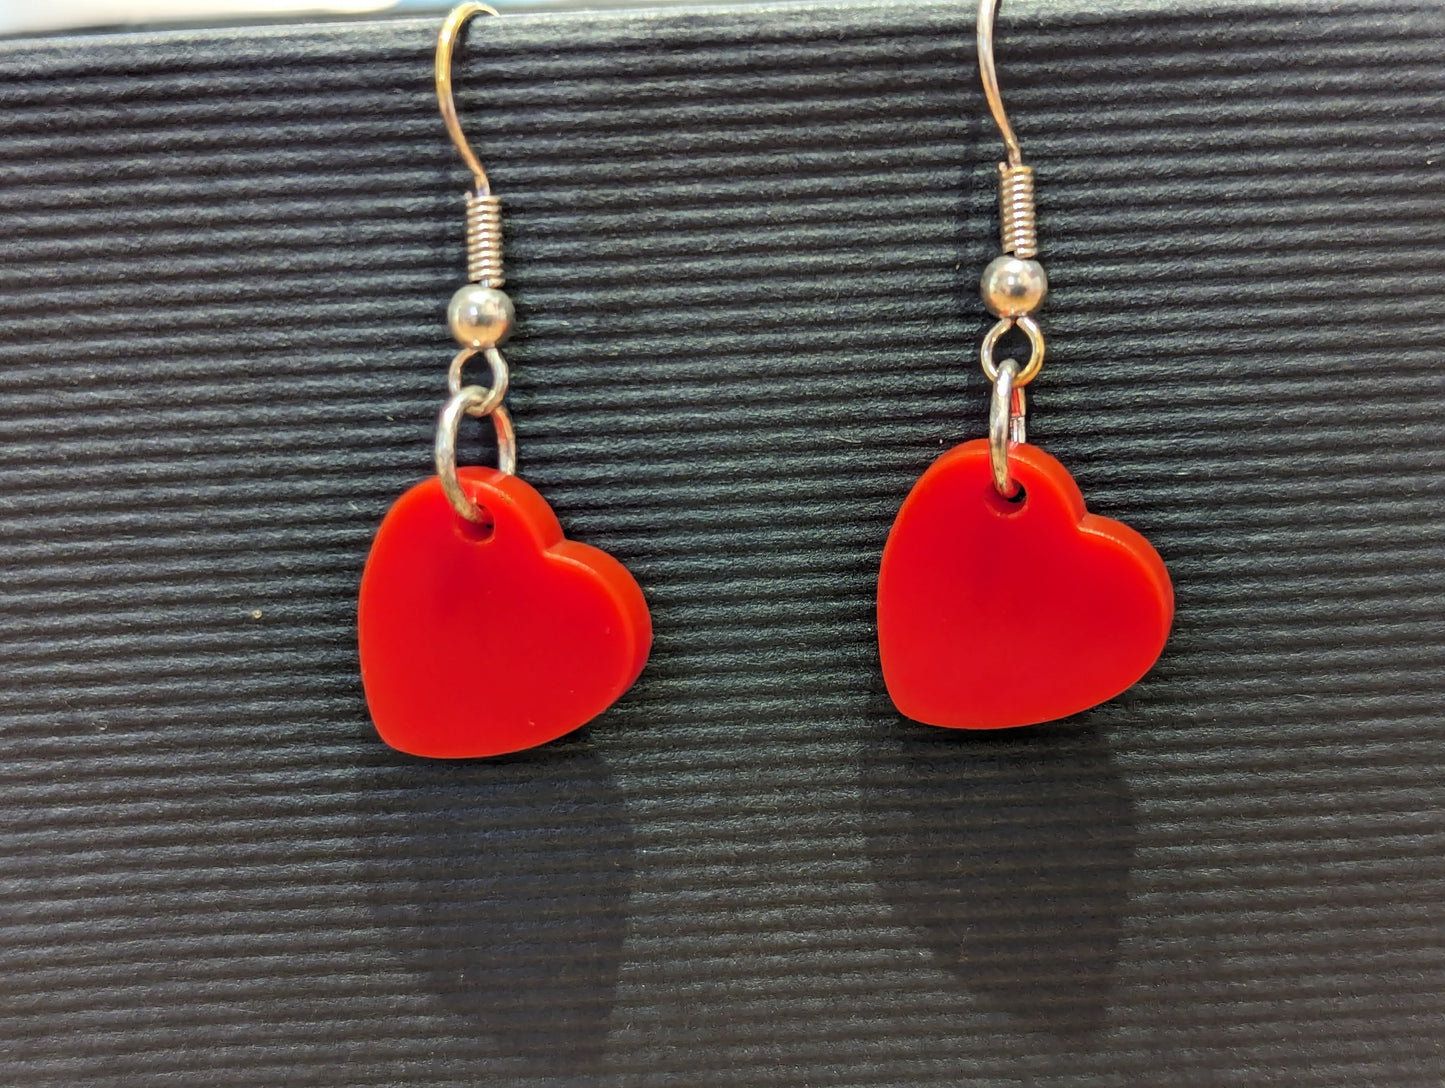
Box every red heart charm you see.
[878,439,1172,729]
[358,468,651,758]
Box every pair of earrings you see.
[357,0,1174,759]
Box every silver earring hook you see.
[434,3,517,519]
[977,0,1022,169]
[976,0,1047,496]
[436,2,499,195]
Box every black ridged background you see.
[1,1,1443,1084]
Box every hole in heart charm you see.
[358,468,651,758]
[878,439,1172,729]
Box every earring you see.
[357,3,652,758]
[876,0,1173,729]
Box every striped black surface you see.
[2,1,1443,1084]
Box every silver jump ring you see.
[447,346,509,417]
[980,314,1044,386]
[436,386,517,523]
[989,358,1021,497]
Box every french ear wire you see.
[434,1,516,517]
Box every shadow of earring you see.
[860,694,1138,1042]
[361,735,635,1075]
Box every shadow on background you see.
[860,694,1137,1043]
[361,735,635,1077]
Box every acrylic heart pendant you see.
[358,468,651,758]
[878,439,1172,729]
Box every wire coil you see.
[464,192,505,286]
[998,164,1038,258]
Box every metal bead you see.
[980,256,1048,318]
[447,284,514,348]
